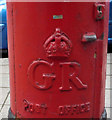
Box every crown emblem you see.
[44,28,72,58]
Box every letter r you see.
[59,62,87,91]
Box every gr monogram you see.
[27,60,87,91]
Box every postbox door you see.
[8,2,105,118]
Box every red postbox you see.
[7,1,109,119]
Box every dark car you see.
[0,0,7,57]
[108,0,112,45]
[108,0,112,52]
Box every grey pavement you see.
[0,54,112,119]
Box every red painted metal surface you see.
[7,2,109,119]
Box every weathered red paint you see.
[7,2,109,119]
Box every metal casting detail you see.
[59,62,87,91]
[94,3,105,20]
[44,28,72,58]
[58,102,90,115]
[23,99,90,115]
[23,99,47,114]
[27,60,55,90]
[27,60,87,91]
[27,29,87,91]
